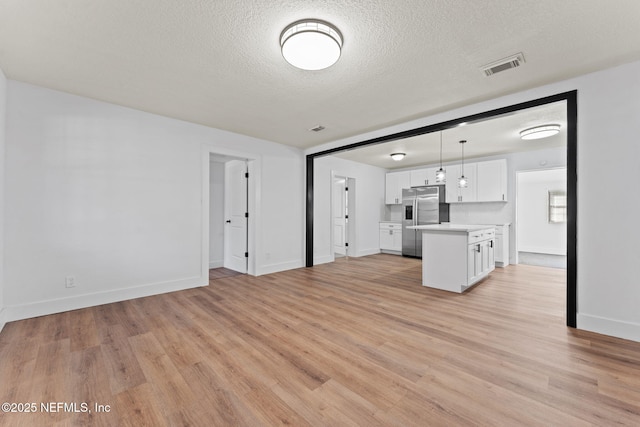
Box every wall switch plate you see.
[65,276,76,288]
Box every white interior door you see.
[333,176,347,256]
[224,160,248,273]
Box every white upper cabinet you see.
[410,167,439,187]
[385,171,411,204]
[390,159,507,205]
[445,163,477,203]
[445,159,507,203]
[444,165,458,203]
[476,159,507,202]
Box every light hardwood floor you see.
[1,254,639,426]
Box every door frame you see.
[331,172,356,258]
[331,172,348,258]
[202,146,260,278]
[305,91,578,328]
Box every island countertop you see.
[407,224,494,232]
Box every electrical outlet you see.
[65,276,76,288]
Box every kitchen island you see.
[408,224,496,293]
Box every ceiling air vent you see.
[481,53,525,76]
[308,125,325,132]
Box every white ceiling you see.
[334,101,567,170]
[1,1,639,149]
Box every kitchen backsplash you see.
[386,205,403,222]
[449,202,511,225]
[385,201,512,225]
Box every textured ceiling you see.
[1,1,639,148]
[335,101,567,169]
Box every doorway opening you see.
[306,91,577,327]
[224,159,249,273]
[206,150,257,279]
[516,168,567,269]
[332,174,356,259]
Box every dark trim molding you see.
[306,90,578,328]
[565,91,578,328]
[305,156,315,267]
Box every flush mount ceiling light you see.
[520,124,561,140]
[390,153,406,161]
[280,20,343,70]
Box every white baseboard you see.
[209,260,224,269]
[257,259,304,276]
[577,313,640,343]
[4,275,207,323]
[518,247,566,256]
[313,255,334,266]
[354,248,381,257]
[314,249,381,265]
[380,249,402,256]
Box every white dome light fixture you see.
[280,20,343,70]
[390,153,406,161]
[520,124,561,140]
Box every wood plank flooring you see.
[1,254,640,426]
[209,267,243,281]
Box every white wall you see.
[574,62,640,341]
[258,153,305,273]
[308,59,640,342]
[4,80,304,321]
[314,156,386,264]
[517,168,567,255]
[209,160,224,268]
[0,68,6,332]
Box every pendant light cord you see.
[461,140,465,175]
[439,132,443,169]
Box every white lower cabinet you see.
[422,227,495,293]
[467,232,495,285]
[467,243,479,284]
[380,223,402,253]
[494,224,510,267]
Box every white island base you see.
[408,224,496,293]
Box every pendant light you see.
[435,131,446,183]
[458,140,468,188]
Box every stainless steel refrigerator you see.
[402,186,443,257]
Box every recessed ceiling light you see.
[520,124,561,140]
[280,20,343,71]
[390,153,406,161]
